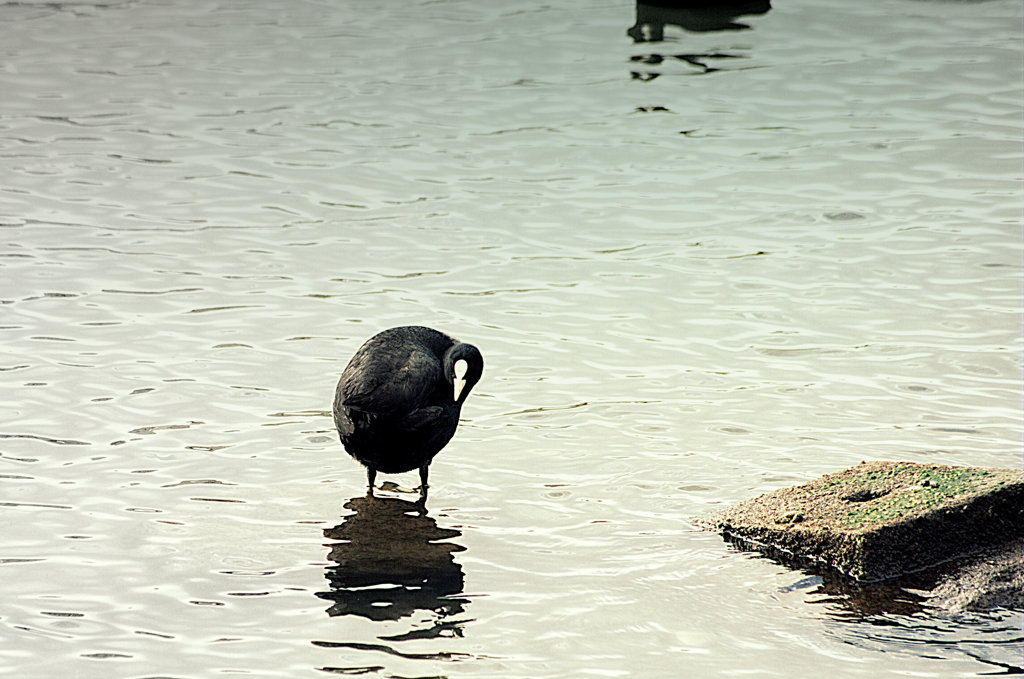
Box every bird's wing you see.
[339,345,443,416]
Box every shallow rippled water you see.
[1,0,1022,677]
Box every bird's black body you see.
[333,326,483,495]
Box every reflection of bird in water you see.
[318,494,468,622]
[333,326,484,498]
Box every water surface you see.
[1,0,1022,676]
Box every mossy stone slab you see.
[706,461,1024,582]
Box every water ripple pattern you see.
[0,0,1021,677]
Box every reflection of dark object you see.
[318,494,468,621]
[755,537,1024,618]
[769,555,935,618]
[766,550,1024,677]
[628,0,771,42]
[333,325,483,496]
[733,538,941,618]
[630,51,746,78]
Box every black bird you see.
[333,326,483,496]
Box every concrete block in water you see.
[706,461,1024,582]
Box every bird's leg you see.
[366,467,376,496]
[418,464,430,498]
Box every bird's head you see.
[445,342,483,403]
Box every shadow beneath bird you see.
[317,494,469,622]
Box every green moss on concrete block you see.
[705,461,1024,582]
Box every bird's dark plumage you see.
[333,326,483,496]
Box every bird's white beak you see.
[453,359,468,401]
